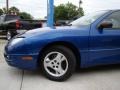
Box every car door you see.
[89,11,120,66]
[0,16,2,30]
[0,16,3,34]
[0,15,5,35]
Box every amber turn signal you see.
[22,56,33,60]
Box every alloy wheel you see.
[44,52,68,77]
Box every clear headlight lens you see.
[10,38,24,46]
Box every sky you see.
[0,0,120,19]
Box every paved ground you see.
[0,39,120,90]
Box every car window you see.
[5,15,20,21]
[0,16,4,23]
[0,17,1,23]
[70,10,108,27]
[102,11,120,29]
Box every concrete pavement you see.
[0,63,23,90]
[0,39,120,90]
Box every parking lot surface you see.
[0,39,120,90]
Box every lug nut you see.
[54,60,57,63]
[56,66,58,68]
[53,66,55,68]
[52,62,54,64]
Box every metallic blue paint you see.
[4,10,120,70]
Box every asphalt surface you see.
[0,39,120,90]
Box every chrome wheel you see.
[7,31,11,40]
[44,52,68,77]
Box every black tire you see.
[40,45,76,81]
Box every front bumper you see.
[4,52,39,70]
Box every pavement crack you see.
[20,70,24,90]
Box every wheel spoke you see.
[56,66,65,75]
[44,58,53,68]
[46,58,51,62]
[55,53,62,61]
[61,55,66,62]
[54,53,66,63]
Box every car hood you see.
[19,26,89,38]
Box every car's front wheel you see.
[40,46,76,81]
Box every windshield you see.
[70,10,109,26]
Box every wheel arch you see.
[38,41,81,68]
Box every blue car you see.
[4,10,120,81]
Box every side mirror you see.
[98,21,113,30]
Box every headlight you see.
[10,38,24,46]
